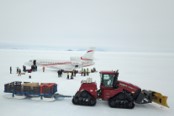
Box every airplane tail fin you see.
[81,47,95,60]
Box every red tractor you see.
[72,70,168,109]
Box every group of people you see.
[10,66,31,78]
[57,69,64,77]
[10,65,97,79]
[10,66,21,75]
[80,67,96,76]
[80,68,89,76]
[66,70,78,79]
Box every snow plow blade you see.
[135,90,169,108]
[152,91,169,108]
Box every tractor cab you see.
[100,70,119,88]
[98,70,120,100]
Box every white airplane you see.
[26,47,95,71]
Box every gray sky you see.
[0,0,174,52]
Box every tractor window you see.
[101,74,114,87]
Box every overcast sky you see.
[0,0,174,52]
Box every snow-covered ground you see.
[0,49,173,116]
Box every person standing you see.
[71,71,74,79]
[60,69,63,77]
[57,70,61,77]
[42,66,45,72]
[74,70,77,77]
[10,66,12,74]
[67,72,69,79]
[81,68,83,76]
[18,68,21,76]
[83,68,86,76]
[23,65,26,72]
[86,68,89,76]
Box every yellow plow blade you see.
[152,91,169,108]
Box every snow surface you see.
[0,49,174,116]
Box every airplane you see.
[25,47,95,71]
